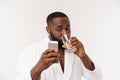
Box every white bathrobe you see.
[16,36,102,80]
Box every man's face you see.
[47,17,71,48]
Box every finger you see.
[70,37,78,44]
[45,57,59,66]
[48,57,59,62]
[70,39,79,47]
[47,61,58,67]
[62,45,67,48]
[46,52,59,58]
[43,49,55,54]
[70,37,77,40]
[70,41,79,47]
[71,44,80,49]
[70,37,83,46]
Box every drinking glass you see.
[61,34,76,53]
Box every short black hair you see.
[46,12,68,25]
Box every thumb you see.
[62,45,67,48]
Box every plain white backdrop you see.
[0,0,120,80]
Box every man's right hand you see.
[39,49,59,71]
[31,49,59,80]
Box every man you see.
[16,12,102,80]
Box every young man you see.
[16,12,102,80]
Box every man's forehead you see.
[51,17,70,25]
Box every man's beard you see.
[49,31,64,49]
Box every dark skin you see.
[30,17,95,80]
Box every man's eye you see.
[56,29,62,31]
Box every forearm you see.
[80,53,95,71]
[31,68,41,80]
[30,61,43,80]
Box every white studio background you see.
[0,0,120,80]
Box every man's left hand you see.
[69,37,86,57]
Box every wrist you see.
[31,66,43,76]
[78,52,86,58]
[31,61,45,77]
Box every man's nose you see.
[61,30,67,35]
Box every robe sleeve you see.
[16,45,47,80]
[16,47,33,80]
[82,63,103,80]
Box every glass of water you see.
[61,34,76,53]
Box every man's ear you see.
[46,26,50,34]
